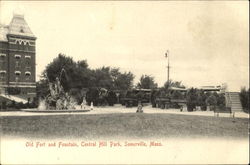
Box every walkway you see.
[0,104,248,118]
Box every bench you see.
[214,107,234,118]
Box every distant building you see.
[199,86,222,93]
[0,14,36,102]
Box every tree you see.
[164,79,185,89]
[91,67,113,89]
[38,53,135,104]
[85,87,99,106]
[197,90,207,110]
[90,67,135,90]
[36,78,50,99]
[171,90,184,99]
[106,90,117,106]
[43,54,74,82]
[186,88,198,111]
[38,54,91,103]
[41,54,91,91]
[240,87,249,113]
[137,75,158,89]
[214,92,225,107]
[206,95,217,111]
[112,70,134,90]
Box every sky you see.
[0,1,249,91]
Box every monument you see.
[38,68,77,111]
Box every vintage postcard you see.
[0,1,249,164]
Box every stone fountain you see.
[38,69,76,110]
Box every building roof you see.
[199,86,221,91]
[0,14,35,42]
[8,14,35,38]
[169,86,187,91]
[0,25,9,41]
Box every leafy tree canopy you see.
[164,79,185,89]
[136,75,158,89]
[38,54,135,99]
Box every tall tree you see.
[240,87,249,112]
[40,54,91,92]
[164,79,185,89]
[38,54,135,102]
[91,67,135,90]
[91,67,113,89]
[111,68,134,90]
[137,75,158,89]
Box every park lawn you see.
[0,113,248,139]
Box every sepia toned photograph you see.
[0,1,249,164]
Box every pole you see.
[165,50,170,88]
[167,51,170,85]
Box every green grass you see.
[0,113,248,139]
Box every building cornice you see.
[7,34,36,40]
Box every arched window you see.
[25,71,31,81]
[15,55,21,68]
[15,71,21,75]
[15,71,21,82]
[25,55,31,70]
[15,54,21,59]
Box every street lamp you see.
[165,50,170,87]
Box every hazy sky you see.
[1,1,249,91]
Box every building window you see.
[25,55,31,59]
[15,55,21,68]
[0,55,6,69]
[15,71,21,75]
[15,61,21,68]
[25,71,31,81]
[15,71,21,82]
[25,56,31,70]
[0,71,6,82]
[15,54,21,58]
[20,26,25,33]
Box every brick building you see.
[0,14,36,102]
